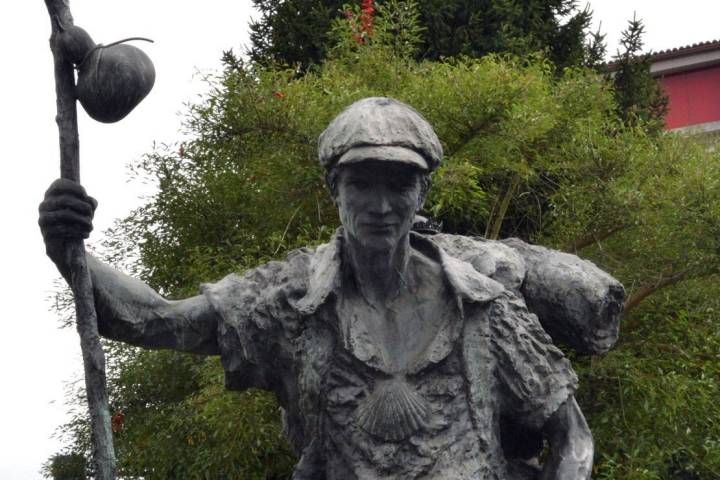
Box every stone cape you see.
[201,229,579,480]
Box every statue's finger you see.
[41,221,93,240]
[39,209,93,234]
[44,178,89,200]
[46,222,93,240]
[88,195,98,212]
[39,194,95,217]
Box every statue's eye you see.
[349,179,370,189]
[390,180,413,192]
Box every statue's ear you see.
[325,167,340,206]
[416,196,426,213]
[417,175,430,211]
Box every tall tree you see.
[249,0,345,71]
[610,14,669,134]
[249,0,602,71]
[417,0,594,68]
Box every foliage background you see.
[248,0,601,71]
[46,2,720,479]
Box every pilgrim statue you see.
[40,97,623,479]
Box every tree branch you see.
[568,223,631,253]
[486,173,521,240]
[624,270,689,313]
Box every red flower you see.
[273,91,285,99]
[360,0,375,37]
[111,412,124,433]
[346,0,374,44]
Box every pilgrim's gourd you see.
[57,25,96,65]
[58,23,155,123]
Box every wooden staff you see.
[43,1,116,478]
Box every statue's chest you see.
[290,300,505,480]
[336,277,461,375]
[321,335,487,479]
[322,280,463,439]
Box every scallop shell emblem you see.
[356,376,430,441]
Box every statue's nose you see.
[369,193,392,215]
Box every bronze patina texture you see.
[40,97,623,479]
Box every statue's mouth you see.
[360,222,400,234]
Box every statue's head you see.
[318,97,443,248]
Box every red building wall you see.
[661,65,720,129]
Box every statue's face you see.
[334,160,425,250]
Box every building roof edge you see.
[605,39,720,75]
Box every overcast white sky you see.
[2,1,719,478]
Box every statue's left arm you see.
[489,291,594,479]
[540,397,593,480]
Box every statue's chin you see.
[358,233,408,254]
[345,225,409,253]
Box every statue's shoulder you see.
[202,245,323,316]
[427,233,527,294]
[200,244,338,351]
[214,245,316,290]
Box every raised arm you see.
[88,256,219,354]
[40,178,220,355]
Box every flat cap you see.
[318,97,443,171]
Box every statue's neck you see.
[343,233,411,305]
